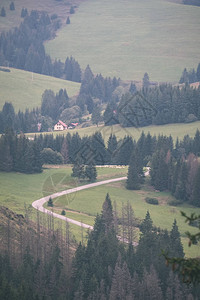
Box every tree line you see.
[104,83,200,127]
[179,62,200,84]
[0,195,199,299]
[126,130,200,207]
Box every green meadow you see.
[0,68,80,111]
[45,0,200,82]
[0,165,199,256]
[27,121,200,144]
[54,180,200,258]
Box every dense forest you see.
[0,196,199,299]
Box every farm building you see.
[54,120,68,131]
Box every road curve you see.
[32,176,127,230]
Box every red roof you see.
[57,120,67,128]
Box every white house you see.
[54,120,68,131]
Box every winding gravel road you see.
[32,176,127,230]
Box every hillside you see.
[0,0,82,33]
[0,68,80,111]
[45,0,200,82]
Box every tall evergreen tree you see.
[127,148,143,190]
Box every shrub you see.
[41,148,64,164]
[145,197,159,205]
[61,210,66,216]
[47,197,53,207]
[168,199,183,206]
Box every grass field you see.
[0,68,80,111]
[45,0,200,82]
[27,121,200,144]
[0,165,127,213]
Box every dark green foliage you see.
[61,209,66,215]
[47,197,53,207]
[85,163,97,182]
[103,100,118,125]
[10,2,15,11]
[127,148,143,190]
[21,8,28,18]
[0,130,42,173]
[91,105,101,126]
[64,56,81,82]
[66,16,70,24]
[129,81,137,94]
[41,148,64,164]
[1,7,6,17]
[164,212,200,285]
[145,197,159,205]
[143,72,150,89]
[70,6,75,14]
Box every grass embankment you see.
[0,68,80,111]
[27,121,200,144]
[45,0,200,82]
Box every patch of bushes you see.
[168,199,183,206]
[145,197,159,205]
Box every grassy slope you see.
[0,68,80,111]
[0,0,73,33]
[45,0,200,82]
[27,121,200,144]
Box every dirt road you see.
[32,176,127,230]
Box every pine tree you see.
[196,63,200,82]
[85,162,97,182]
[66,16,70,24]
[170,219,184,257]
[47,197,53,207]
[1,7,6,17]
[126,149,142,190]
[102,193,114,233]
[143,72,150,90]
[129,81,137,94]
[10,2,15,11]
[91,105,101,126]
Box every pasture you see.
[45,0,200,82]
[0,68,80,111]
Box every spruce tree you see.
[10,2,15,11]
[1,7,6,17]
[85,162,97,182]
[66,16,70,24]
[126,149,141,190]
[170,219,184,257]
